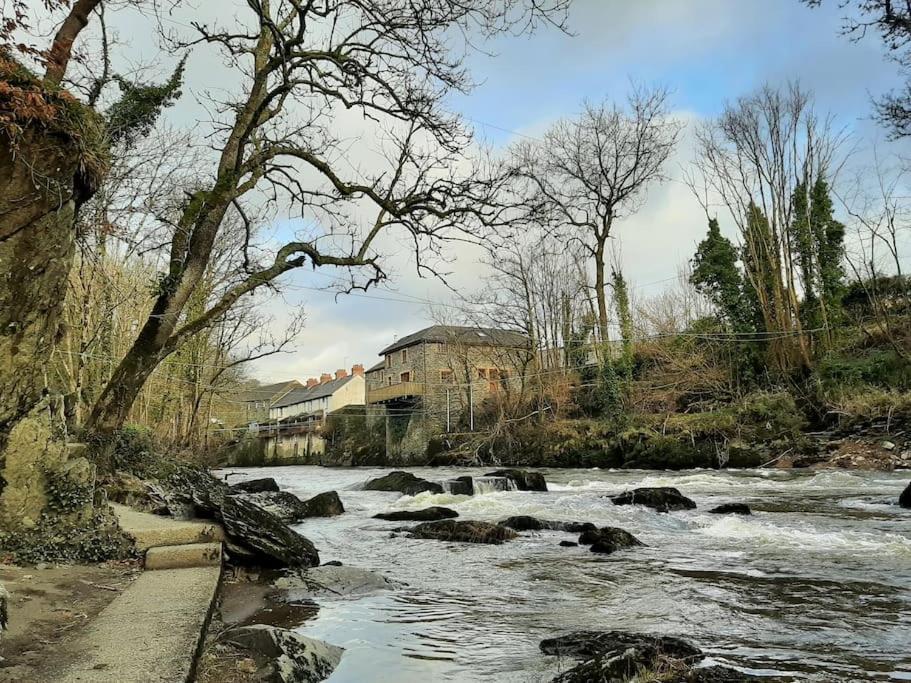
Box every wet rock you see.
[374,506,458,521]
[540,630,703,661]
[221,494,320,568]
[274,565,401,598]
[299,491,344,518]
[499,516,595,532]
[684,665,765,682]
[609,486,697,512]
[900,482,911,509]
[445,476,474,496]
[577,527,643,554]
[230,477,280,494]
[559,540,578,547]
[708,503,752,515]
[163,465,229,519]
[219,624,343,682]
[408,519,517,544]
[363,471,443,496]
[484,469,547,491]
[105,471,169,515]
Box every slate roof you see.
[378,325,529,356]
[271,374,358,409]
[237,380,303,405]
[366,359,386,373]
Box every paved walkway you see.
[42,566,220,682]
[37,505,226,681]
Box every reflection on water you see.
[216,466,911,682]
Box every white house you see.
[268,365,366,421]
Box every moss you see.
[0,54,109,193]
[0,506,133,565]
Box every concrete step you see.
[112,503,224,551]
[41,566,220,682]
[145,542,222,570]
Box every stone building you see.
[257,365,366,462]
[365,325,531,459]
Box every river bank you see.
[210,465,911,682]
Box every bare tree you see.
[691,83,846,371]
[510,85,682,349]
[84,0,571,432]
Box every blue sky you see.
[95,0,910,381]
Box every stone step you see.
[145,542,223,570]
[112,503,224,551]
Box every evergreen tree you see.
[690,218,752,331]
[809,177,846,316]
[611,268,634,375]
[790,181,818,317]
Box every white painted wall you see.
[269,375,365,420]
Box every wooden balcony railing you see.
[366,381,424,403]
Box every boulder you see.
[374,506,458,521]
[408,520,517,544]
[230,477,280,494]
[362,471,443,496]
[162,465,229,519]
[540,629,702,663]
[105,471,169,515]
[445,476,474,496]
[300,491,345,518]
[559,540,578,547]
[220,624,343,683]
[577,527,643,554]
[274,565,401,598]
[236,491,309,524]
[708,503,752,515]
[609,486,696,512]
[484,469,547,491]
[900,482,911,509]
[499,516,595,533]
[220,495,320,568]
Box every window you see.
[477,368,487,380]
[387,376,393,386]
[400,371,411,383]
[440,369,454,383]
[402,348,408,364]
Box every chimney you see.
[335,368,348,380]
[306,377,319,388]
[320,373,332,384]
[351,364,365,377]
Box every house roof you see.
[271,374,360,409]
[378,325,529,356]
[238,379,303,404]
[366,359,386,373]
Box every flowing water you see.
[217,466,911,682]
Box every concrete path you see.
[43,566,220,682]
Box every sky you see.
[64,0,911,383]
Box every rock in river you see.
[542,630,703,683]
[577,527,643,554]
[484,468,547,491]
[299,490,345,517]
[274,565,401,598]
[374,506,458,521]
[220,624,343,683]
[444,475,474,496]
[499,515,595,533]
[230,477,280,493]
[708,503,752,515]
[408,519,517,544]
[609,486,697,512]
[236,490,344,524]
[900,482,911,509]
[363,471,443,496]
[221,494,320,568]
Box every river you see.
[217,466,911,682]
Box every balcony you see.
[367,381,424,404]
